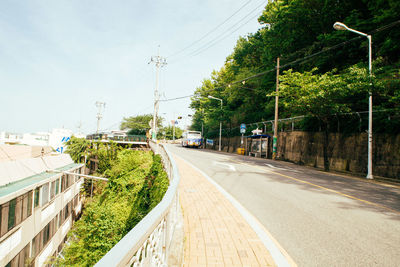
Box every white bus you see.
[182,130,202,148]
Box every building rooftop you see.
[0,162,80,198]
[0,145,77,187]
[0,144,53,162]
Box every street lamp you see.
[333,22,373,179]
[208,95,223,151]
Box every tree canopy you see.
[120,114,163,135]
[189,0,400,137]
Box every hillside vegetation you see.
[190,0,400,137]
[61,142,168,266]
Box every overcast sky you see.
[0,0,266,134]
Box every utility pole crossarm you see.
[95,101,106,134]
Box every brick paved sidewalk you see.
[174,156,276,267]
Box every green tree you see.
[189,0,400,138]
[278,67,373,170]
[65,136,90,164]
[120,114,163,135]
[163,126,183,140]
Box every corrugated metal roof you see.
[0,153,75,187]
[0,163,82,198]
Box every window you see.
[22,194,28,220]
[10,243,30,267]
[55,178,60,195]
[55,214,59,232]
[42,223,50,246]
[1,204,8,237]
[58,210,63,227]
[0,205,3,237]
[41,183,49,206]
[8,198,16,230]
[34,188,40,208]
[64,203,70,221]
[50,181,55,200]
[27,192,32,217]
[32,233,40,258]
[67,174,74,188]
[14,196,22,226]
[61,175,66,192]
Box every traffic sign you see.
[240,123,246,134]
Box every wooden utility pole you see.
[273,57,279,160]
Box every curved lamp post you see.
[208,95,223,151]
[333,22,373,179]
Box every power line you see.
[161,20,400,105]
[189,3,265,58]
[230,19,400,86]
[167,0,256,59]
[169,0,266,64]
[159,95,194,102]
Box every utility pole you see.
[172,112,176,142]
[149,49,167,141]
[273,57,279,160]
[95,101,106,134]
[77,120,83,136]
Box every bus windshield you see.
[187,131,201,138]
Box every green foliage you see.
[278,66,370,122]
[120,114,163,135]
[90,142,121,174]
[65,136,90,163]
[189,0,400,137]
[57,150,169,266]
[160,126,183,140]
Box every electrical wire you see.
[167,0,256,59]
[169,0,266,64]
[189,7,265,57]
[159,95,194,102]
[158,20,400,109]
[229,19,400,86]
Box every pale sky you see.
[0,0,266,134]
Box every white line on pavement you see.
[213,161,236,171]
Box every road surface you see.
[167,144,400,267]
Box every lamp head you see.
[333,22,348,31]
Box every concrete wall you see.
[207,132,400,180]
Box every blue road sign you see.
[240,123,246,134]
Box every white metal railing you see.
[95,142,182,267]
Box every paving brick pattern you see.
[174,156,276,267]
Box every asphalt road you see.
[167,144,400,267]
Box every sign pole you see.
[273,57,279,160]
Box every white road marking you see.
[214,161,237,171]
[265,163,300,173]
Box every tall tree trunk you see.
[323,120,330,171]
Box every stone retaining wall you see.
[206,132,400,179]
